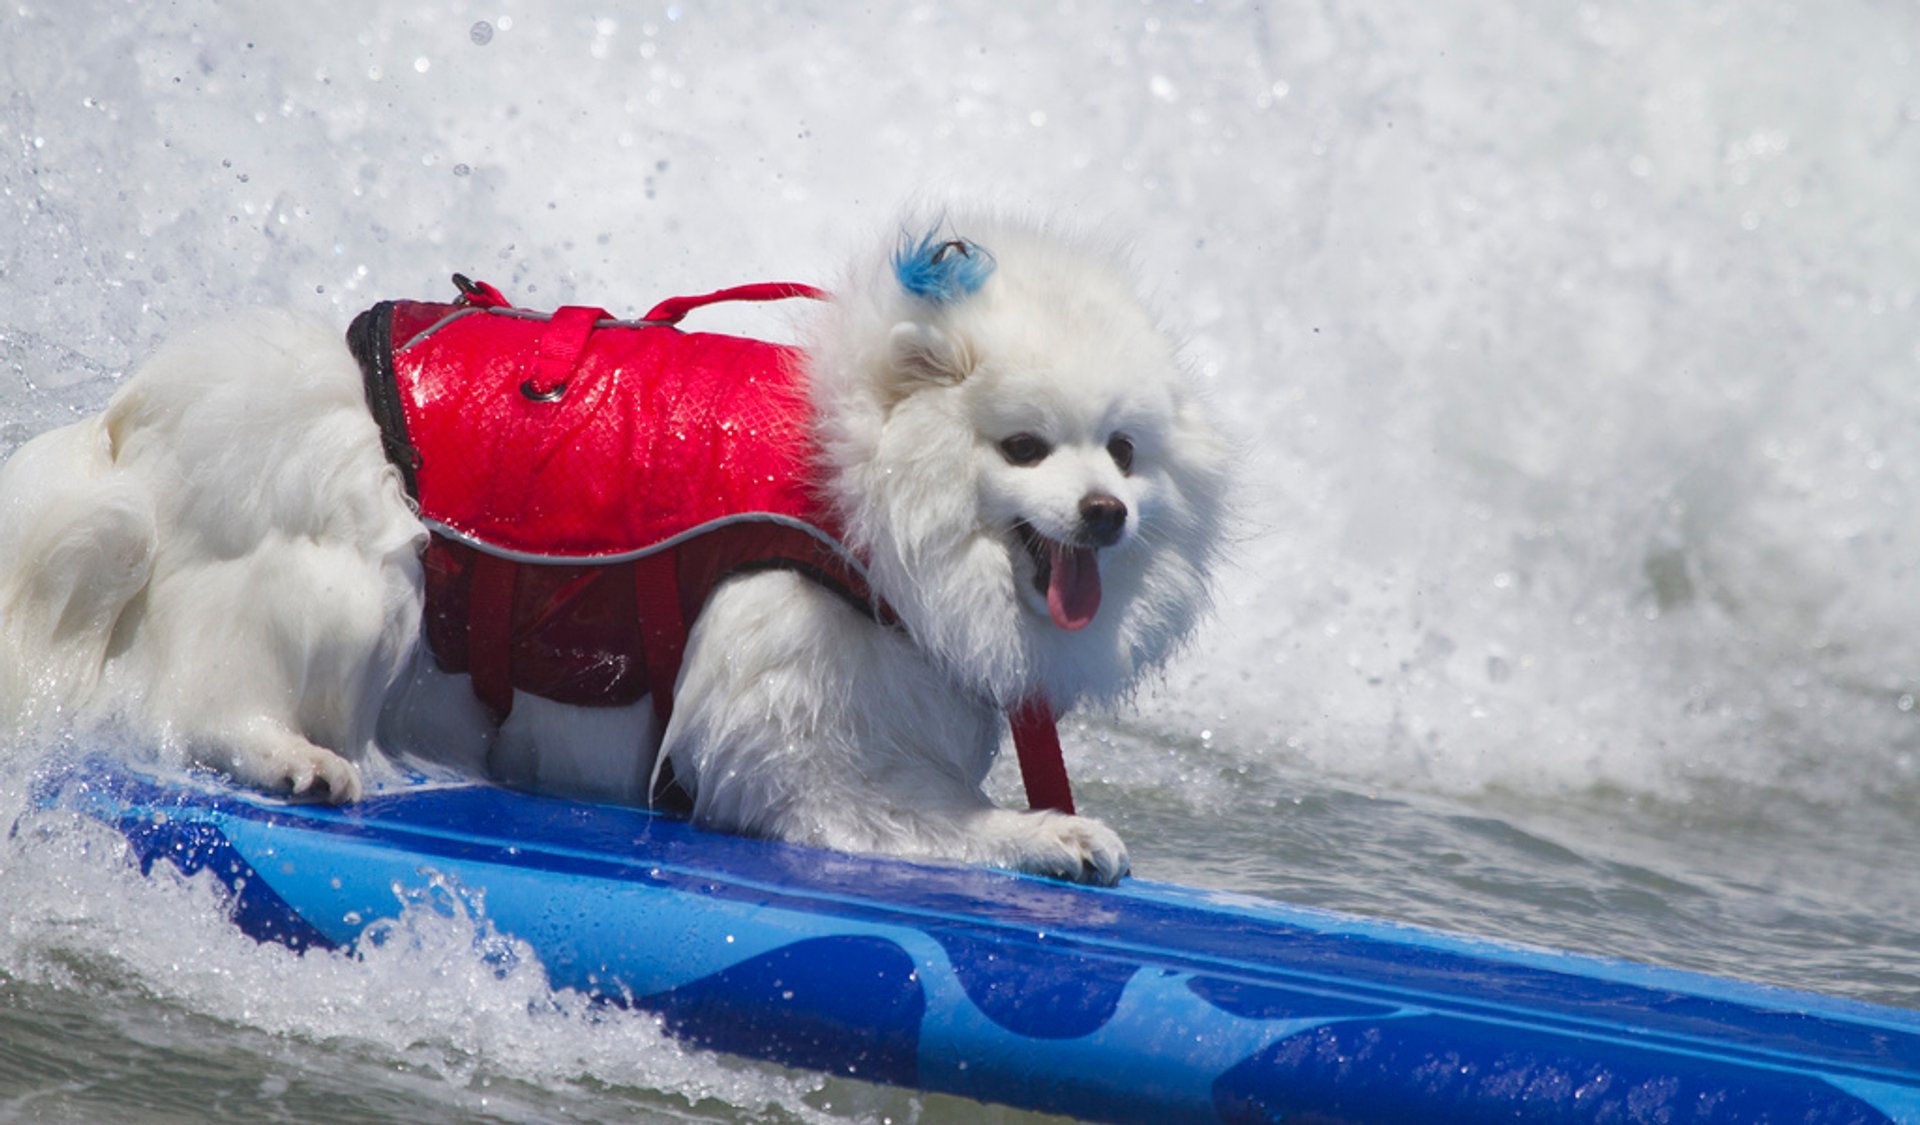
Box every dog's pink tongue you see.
[1047,542,1102,631]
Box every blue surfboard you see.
[30,758,1920,1123]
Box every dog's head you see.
[809,215,1229,712]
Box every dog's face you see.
[964,330,1175,637]
[810,219,1229,710]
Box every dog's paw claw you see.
[254,743,363,804]
[1022,813,1129,886]
[289,766,361,804]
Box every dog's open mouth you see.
[1014,521,1102,632]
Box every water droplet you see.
[469,20,494,45]
[1899,693,1915,713]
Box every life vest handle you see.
[448,275,828,325]
[642,282,828,326]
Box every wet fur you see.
[0,214,1228,884]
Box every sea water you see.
[2,2,1917,1121]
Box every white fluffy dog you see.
[0,215,1227,884]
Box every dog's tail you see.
[0,414,158,732]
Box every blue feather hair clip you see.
[892,229,996,304]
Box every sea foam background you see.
[3,2,1918,1121]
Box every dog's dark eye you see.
[1107,433,1135,474]
[998,433,1051,466]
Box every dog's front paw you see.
[1015,812,1130,887]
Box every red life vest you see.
[348,278,1075,814]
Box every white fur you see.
[0,215,1228,885]
[0,312,425,800]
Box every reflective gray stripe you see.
[421,513,873,585]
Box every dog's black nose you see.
[1079,493,1128,547]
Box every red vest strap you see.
[1009,698,1075,815]
[451,273,511,309]
[468,552,519,720]
[643,283,828,326]
[633,551,687,730]
[525,305,608,398]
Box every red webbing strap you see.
[463,305,604,719]
[451,273,511,308]
[1009,698,1075,815]
[525,305,608,398]
[632,552,687,729]
[642,282,828,326]
[467,551,519,720]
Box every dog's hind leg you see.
[68,311,427,800]
[0,416,158,731]
[194,717,364,804]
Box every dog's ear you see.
[887,321,972,386]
